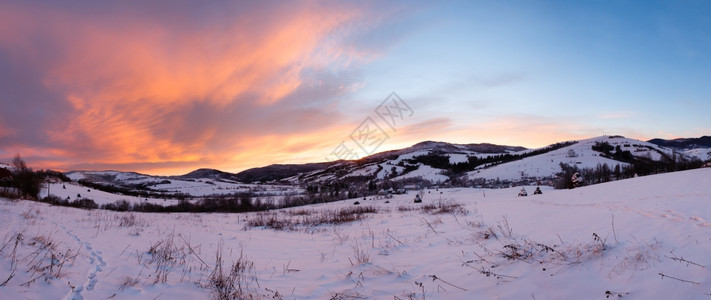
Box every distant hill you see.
[172,168,241,182]
[65,170,156,184]
[170,136,706,186]
[648,136,711,161]
[233,162,338,183]
[63,136,708,191]
[155,141,529,184]
[281,135,708,190]
[287,140,534,185]
[648,136,711,149]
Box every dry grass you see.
[396,205,418,212]
[146,232,187,284]
[246,206,379,231]
[349,240,371,265]
[118,275,140,291]
[420,200,468,215]
[609,238,662,277]
[0,232,79,287]
[118,213,145,227]
[208,243,259,300]
[398,199,468,216]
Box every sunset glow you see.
[1,1,709,175]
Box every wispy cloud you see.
[0,1,404,174]
[1,1,706,174]
[398,117,453,138]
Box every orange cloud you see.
[0,1,392,174]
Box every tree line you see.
[591,141,703,176]
[555,141,705,189]
[0,154,71,200]
[410,141,578,174]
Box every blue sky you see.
[350,0,710,146]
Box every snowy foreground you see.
[2,169,711,299]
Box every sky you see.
[0,0,709,175]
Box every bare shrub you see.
[609,238,662,277]
[397,205,418,212]
[246,206,379,231]
[118,213,146,228]
[330,205,378,224]
[495,216,513,238]
[21,208,41,220]
[209,243,258,300]
[287,209,313,216]
[0,232,23,286]
[465,218,498,241]
[27,235,79,282]
[128,227,143,236]
[146,233,187,284]
[479,226,497,240]
[10,154,43,200]
[0,233,80,287]
[463,219,615,284]
[350,240,370,265]
[119,275,140,291]
[420,200,468,215]
[526,234,610,266]
[245,212,290,230]
[333,230,350,245]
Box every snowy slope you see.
[43,180,303,207]
[290,136,690,186]
[467,136,683,182]
[55,171,302,206]
[685,148,711,161]
[66,170,155,183]
[46,181,172,206]
[292,142,525,184]
[0,162,13,173]
[2,168,710,299]
[391,165,449,182]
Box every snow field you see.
[0,168,710,299]
[43,179,302,208]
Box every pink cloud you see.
[0,1,401,174]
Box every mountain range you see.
[63,135,709,191]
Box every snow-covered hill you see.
[2,168,710,299]
[289,141,529,184]
[57,170,301,206]
[60,135,706,194]
[466,135,684,183]
[286,135,701,189]
[684,148,711,161]
[649,136,711,162]
[34,135,706,209]
[0,162,13,172]
[66,170,157,183]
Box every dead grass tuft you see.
[420,200,468,215]
[246,206,379,231]
[208,242,259,300]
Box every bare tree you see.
[10,154,43,199]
